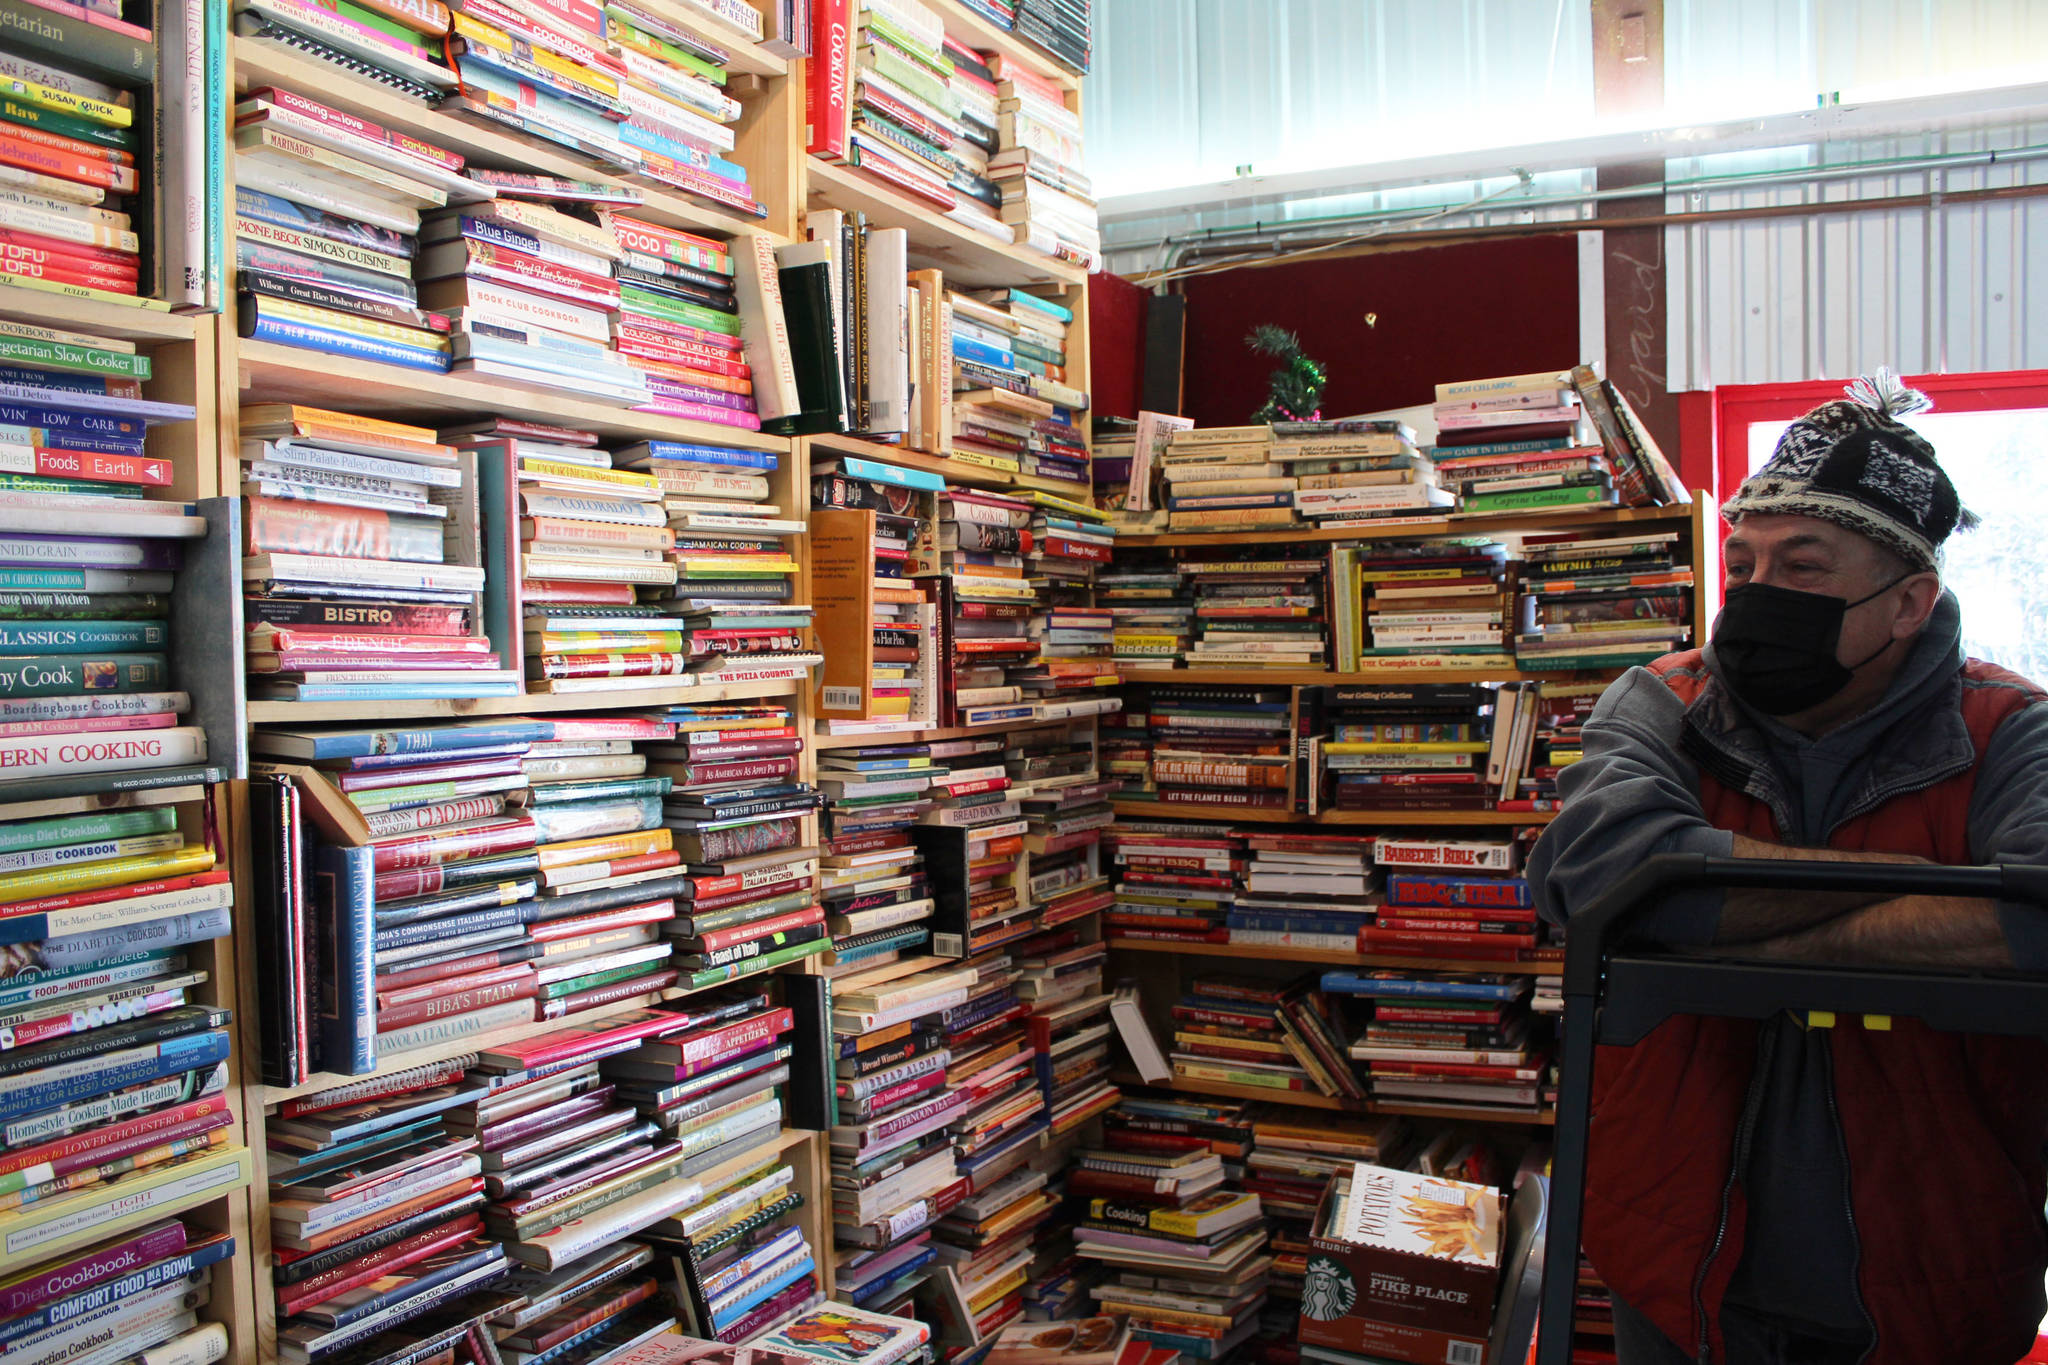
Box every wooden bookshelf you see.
[813,713,1085,750]
[1120,666,1621,686]
[1104,938,1562,976]
[1116,503,1698,549]
[1108,800,1556,827]
[0,287,199,341]
[1110,1072,1558,1127]
[805,158,1088,289]
[807,429,1030,492]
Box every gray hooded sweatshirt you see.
[1527,589,2048,1341]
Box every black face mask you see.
[1710,578,1906,716]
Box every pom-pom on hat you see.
[1722,367,1977,571]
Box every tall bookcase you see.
[1100,497,1717,1127]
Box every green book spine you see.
[0,652,166,696]
[0,804,176,855]
[538,961,662,999]
[0,620,168,651]
[860,15,952,78]
[619,287,740,336]
[0,96,135,151]
[1460,484,1614,512]
[680,938,826,990]
[0,593,168,621]
[331,0,431,52]
[522,777,672,806]
[0,476,143,498]
[1518,651,1668,671]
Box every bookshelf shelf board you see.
[0,1146,251,1272]
[1111,1073,1557,1126]
[245,676,802,725]
[932,0,1082,92]
[233,40,785,244]
[1115,503,1698,549]
[0,783,209,826]
[805,431,1025,492]
[1108,799,1555,827]
[238,340,790,451]
[1104,938,1561,977]
[1118,668,1615,686]
[806,158,1087,289]
[814,713,1082,750]
[0,289,197,343]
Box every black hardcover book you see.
[250,774,303,1088]
[764,259,845,437]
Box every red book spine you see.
[1362,926,1538,947]
[0,252,135,291]
[371,817,538,872]
[0,227,133,268]
[275,1214,486,1316]
[0,130,136,191]
[538,652,690,679]
[0,1096,228,1180]
[459,240,620,307]
[0,867,228,919]
[615,335,750,377]
[672,1008,794,1069]
[683,876,809,916]
[1372,916,1537,935]
[526,898,673,943]
[21,446,170,485]
[375,976,539,1032]
[250,88,466,171]
[550,849,678,882]
[540,967,677,1018]
[1358,934,1529,961]
[372,947,528,992]
[691,904,823,953]
[377,962,534,1009]
[616,319,741,353]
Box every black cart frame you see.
[1535,852,2048,1364]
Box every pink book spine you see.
[631,398,762,430]
[0,712,177,738]
[0,1218,189,1317]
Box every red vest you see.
[1579,651,2048,1365]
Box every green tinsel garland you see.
[1246,324,1326,423]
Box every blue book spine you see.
[1226,913,1366,935]
[265,722,551,760]
[0,383,196,425]
[455,47,621,119]
[845,1250,933,1305]
[1385,873,1535,909]
[315,843,376,1076]
[616,121,743,180]
[642,442,776,470]
[0,423,146,455]
[39,908,233,966]
[250,317,451,374]
[373,901,533,952]
[323,1245,504,1328]
[278,682,525,701]
[948,334,1013,369]
[0,621,169,652]
[204,0,226,310]
[1005,290,1072,323]
[456,215,557,264]
[832,456,943,492]
[1423,437,1562,459]
[519,1318,616,1365]
[0,405,146,441]
[1319,971,1521,1001]
[0,368,121,395]
[0,1238,238,1349]
[0,1030,230,1121]
[235,188,407,258]
[708,1254,815,1331]
[2,898,230,953]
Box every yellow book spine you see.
[0,845,214,904]
[534,828,673,870]
[0,77,130,127]
[1322,741,1492,754]
[522,459,660,492]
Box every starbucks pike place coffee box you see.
[1300,1164,1503,1365]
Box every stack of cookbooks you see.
[816,740,938,973]
[1324,967,1547,1117]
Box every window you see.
[1717,372,2048,681]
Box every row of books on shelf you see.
[1104,364,1685,538]
[1104,822,1554,970]
[1100,681,1597,816]
[808,0,1095,267]
[1102,524,1693,676]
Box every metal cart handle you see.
[1536,851,2048,1365]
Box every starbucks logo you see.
[1302,1255,1357,1322]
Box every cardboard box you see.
[1299,1164,1503,1365]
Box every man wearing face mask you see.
[1527,371,2048,1365]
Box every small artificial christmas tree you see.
[1246,324,1325,423]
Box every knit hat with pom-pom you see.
[1723,368,1976,570]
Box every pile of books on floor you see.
[1315,682,1501,814]
[1244,1110,1411,1312]
[1130,682,1295,812]
[421,196,649,405]
[235,88,472,372]
[241,404,508,702]
[1166,974,1363,1103]
[248,710,701,1078]
[1275,419,1449,527]
[0,798,246,1266]
[1323,966,1547,1117]
[603,212,762,425]
[826,956,980,1323]
[991,58,1097,269]
[0,50,147,299]
[817,741,938,973]
[1070,1127,1272,1361]
[1104,820,1244,945]
[1231,832,1376,954]
[1513,526,1694,673]
[1160,426,1294,533]
[1100,558,1189,671]
[1184,553,1328,671]
[0,336,210,790]
[1364,835,1536,963]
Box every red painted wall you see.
[1086,269,1148,421]
[1173,237,1583,428]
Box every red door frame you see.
[1711,370,2048,502]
